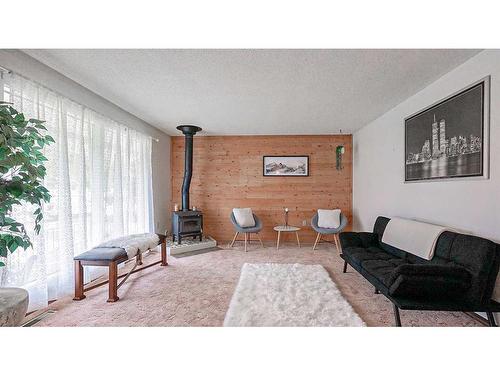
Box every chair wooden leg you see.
[336,233,343,253]
[73,260,86,301]
[136,252,143,266]
[334,234,341,254]
[244,233,248,252]
[312,233,321,250]
[230,232,238,247]
[107,261,119,302]
[257,232,264,248]
[160,241,168,266]
[295,231,301,248]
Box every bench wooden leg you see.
[107,261,119,302]
[160,241,168,266]
[73,260,86,301]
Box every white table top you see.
[273,225,301,232]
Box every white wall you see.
[353,49,500,302]
[0,50,171,233]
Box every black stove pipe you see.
[176,125,202,211]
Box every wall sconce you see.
[336,145,345,170]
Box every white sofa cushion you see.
[233,208,256,228]
[317,209,341,229]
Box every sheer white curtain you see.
[0,72,154,311]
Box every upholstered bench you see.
[73,233,167,302]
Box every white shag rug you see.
[224,263,365,327]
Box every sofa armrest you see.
[388,264,471,299]
[339,232,378,249]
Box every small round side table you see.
[273,225,301,250]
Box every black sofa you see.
[339,216,500,326]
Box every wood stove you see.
[172,125,203,244]
[172,210,203,243]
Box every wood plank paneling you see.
[171,135,352,243]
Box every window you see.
[0,72,154,311]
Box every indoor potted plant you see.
[0,100,53,326]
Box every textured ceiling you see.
[24,49,480,135]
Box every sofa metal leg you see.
[486,312,497,327]
[392,304,402,327]
[342,260,348,273]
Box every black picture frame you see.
[263,155,309,177]
[404,77,490,182]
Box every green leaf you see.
[9,241,19,253]
[0,103,51,258]
[0,262,5,267]
[6,182,24,197]
[28,119,45,125]
[14,113,25,123]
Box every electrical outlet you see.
[302,219,307,226]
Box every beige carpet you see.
[32,242,482,327]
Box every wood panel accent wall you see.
[171,135,352,243]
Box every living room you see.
[1,1,499,374]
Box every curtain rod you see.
[0,64,159,143]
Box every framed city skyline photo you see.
[405,78,490,182]
[263,155,309,176]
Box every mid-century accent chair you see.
[311,212,348,253]
[229,211,264,252]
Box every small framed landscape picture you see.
[263,155,309,177]
[405,77,490,182]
